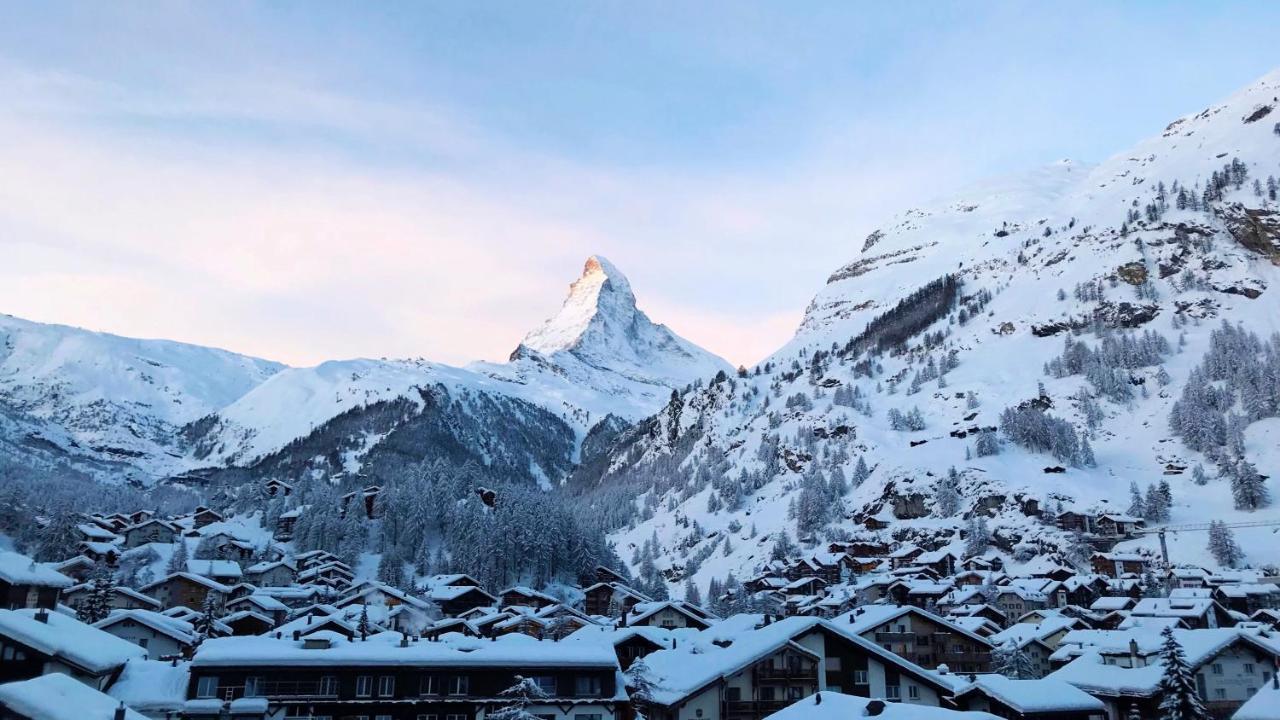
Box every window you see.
[244,677,262,697]
[417,715,438,720]
[449,675,470,696]
[760,687,776,701]
[319,676,339,696]
[378,675,396,697]
[907,686,920,700]
[1211,663,1224,675]
[533,676,557,696]
[1244,663,1256,674]
[574,715,602,720]
[356,675,373,697]
[726,687,741,702]
[376,716,393,720]
[446,714,468,720]
[787,687,803,700]
[575,675,602,697]
[196,676,219,698]
[420,675,440,695]
[827,656,841,671]
[853,670,869,685]
[1214,689,1226,700]
[886,685,901,700]
[137,638,149,649]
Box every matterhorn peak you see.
[514,255,730,389]
[518,255,638,356]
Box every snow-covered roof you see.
[1089,596,1134,611]
[0,672,149,720]
[835,604,991,647]
[1234,681,1280,720]
[0,551,74,588]
[140,571,232,595]
[193,630,620,668]
[95,608,197,645]
[187,559,242,578]
[763,690,998,720]
[108,659,189,714]
[953,675,1105,713]
[0,608,145,674]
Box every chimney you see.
[1129,639,1139,666]
[864,700,886,717]
[814,692,822,706]
[937,663,949,675]
[292,631,301,641]
[34,610,48,624]
[114,703,126,720]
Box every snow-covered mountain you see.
[578,69,1280,590]
[180,256,729,483]
[0,313,283,481]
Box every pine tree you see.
[1156,627,1209,720]
[851,457,870,486]
[992,641,1037,679]
[964,517,991,557]
[1206,521,1243,568]
[166,540,190,575]
[1190,464,1208,486]
[935,468,961,517]
[683,578,702,606]
[1231,460,1270,511]
[33,507,81,562]
[376,548,405,587]
[1127,481,1145,518]
[490,676,551,720]
[625,657,657,709]
[357,605,372,640]
[193,591,220,641]
[77,565,114,624]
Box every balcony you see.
[753,666,819,681]
[937,651,990,666]
[874,631,918,643]
[725,700,792,718]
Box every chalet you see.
[222,610,276,636]
[864,509,895,531]
[1095,513,1143,539]
[297,561,355,589]
[492,606,595,640]
[1129,596,1232,630]
[744,575,789,595]
[93,608,198,659]
[50,556,96,583]
[0,607,145,690]
[1214,584,1280,616]
[78,541,120,566]
[0,673,150,720]
[122,518,179,548]
[1168,566,1212,589]
[294,549,341,571]
[274,508,301,540]
[499,585,559,610]
[1055,511,1095,535]
[639,615,958,720]
[563,624,673,670]
[583,581,652,617]
[0,552,73,610]
[426,584,498,618]
[1249,608,1280,630]
[243,559,296,587]
[624,600,717,630]
[887,545,924,570]
[192,506,224,529]
[837,604,993,674]
[828,541,890,558]
[186,631,624,720]
[140,572,231,610]
[1089,552,1151,579]
[993,588,1049,622]
[914,549,958,577]
[75,522,120,545]
[340,485,382,519]
[62,583,161,613]
[1049,628,1280,719]
[196,532,256,562]
[594,566,627,584]
[264,478,293,497]
[187,559,244,585]
[225,594,291,626]
[947,604,1010,631]
[951,675,1107,720]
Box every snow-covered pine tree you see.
[193,591,220,641]
[33,507,81,562]
[77,565,114,624]
[934,468,961,517]
[166,539,190,575]
[1206,521,1244,568]
[490,675,551,720]
[964,517,991,557]
[625,656,657,711]
[1231,460,1270,511]
[376,548,405,587]
[1127,481,1145,518]
[992,641,1037,679]
[1156,627,1209,720]
[683,578,702,606]
[357,605,371,640]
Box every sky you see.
[1,2,1279,368]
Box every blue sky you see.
[2,2,1278,366]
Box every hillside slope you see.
[579,69,1280,592]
